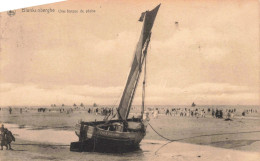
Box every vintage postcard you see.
[0,0,259,160]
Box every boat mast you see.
[141,33,151,118]
[117,4,160,121]
[127,33,151,119]
[141,56,146,119]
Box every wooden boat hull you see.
[70,133,144,152]
[70,139,141,153]
[70,118,146,152]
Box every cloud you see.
[0,82,258,106]
[0,83,124,106]
[0,1,259,106]
[141,82,258,105]
[93,32,137,56]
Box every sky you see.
[0,0,259,106]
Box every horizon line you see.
[0,104,259,108]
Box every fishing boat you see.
[70,4,160,153]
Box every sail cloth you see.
[118,4,160,120]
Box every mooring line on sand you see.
[148,123,260,155]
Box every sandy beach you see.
[0,105,259,161]
[0,138,260,161]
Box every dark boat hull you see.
[70,118,146,152]
[70,138,141,153]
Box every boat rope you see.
[148,123,173,142]
[148,123,260,154]
[148,123,260,142]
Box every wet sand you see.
[1,138,259,161]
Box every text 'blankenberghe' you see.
[22,8,96,14]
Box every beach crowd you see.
[0,105,258,120]
[146,107,258,119]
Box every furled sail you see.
[118,4,160,120]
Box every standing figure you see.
[9,107,12,114]
[0,124,6,150]
[4,129,15,150]
[212,109,215,118]
[143,112,150,129]
[153,109,158,119]
[0,125,15,150]
[166,109,169,115]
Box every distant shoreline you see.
[0,104,259,108]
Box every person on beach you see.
[0,124,15,150]
[212,109,215,118]
[166,109,169,115]
[153,109,158,119]
[215,109,219,118]
[9,107,12,114]
[0,124,6,150]
[219,110,223,118]
[143,112,150,129]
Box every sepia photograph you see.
[0,0,259,160]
